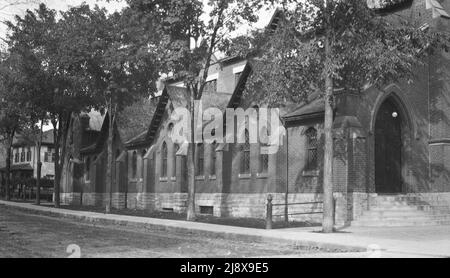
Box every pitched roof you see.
[116,97,157,143]
[124,131,148,148]
[80,112,109,154]
[282,98,325,123]
[367,0,413,10]
[227,63,252,109]
[12,129,54,147]
[125,77,238,149]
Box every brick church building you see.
[60,0,450,227]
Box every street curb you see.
[0,200,367,253]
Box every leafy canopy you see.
[230,0,449,105]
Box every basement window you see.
[162,208,174,213]
[200,206,214,216]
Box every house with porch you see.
[0,130,56,181]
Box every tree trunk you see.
[53,124,59,207]
[5,132,13,201]
[105,102,114,213]
[59,113,74,204]
[322,19,335,233]
[186,89,196,221]
[36,121,44,205]
[52,114,68,208]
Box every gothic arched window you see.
[240,130,250,174]
[259,147,269,174]
[132,151,138,179]
[173,144,179,178]
[161,142,168,178]
[305,128,318,171]
[141,149,147,178]
[85,157,91,181]
[196,143,204,176]
[211,141,217,176]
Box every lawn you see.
[45,204,321,230]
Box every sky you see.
[0,0,128,42]
[0,0,275,41]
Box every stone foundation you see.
[60,192,325,223]
[60,192,450,226]
[60,193,82,206]
[80,193,108,207]
[111,193,127,209]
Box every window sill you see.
[159,177,168,182]
[239,173,252,179]
[209,175,217,180]
[256,173,269,179]
[195,176,205,181]
[170,177,177,182]
[302,170,320,177]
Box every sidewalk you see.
[1,200,449,258]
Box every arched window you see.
[196,143,204,176]
[26,147,31,162]
[161,142,168,178]
[259,148,269,174]
[85,157,91,181]
[259,127,269,174]
[305,128,318,171]
[173,144,179,178]
[240,130,250,174]
[211,141,217,176]
[132,151,138,179]
[141,149,147,178]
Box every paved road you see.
[0,206,359,258]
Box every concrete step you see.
[364,209,450,217]
[353,195,450,227]
[356,214,450,222]
[368,200,441,206]
[352,219,450,227]
[368,205,450,212]
[362,210,433,217]
[369,195,449,202]
[368,206,424,211]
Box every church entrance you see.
[375,97,403,194]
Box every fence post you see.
[266,194,273,230]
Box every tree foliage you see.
[231,0,449,105]
[0,51,33,200]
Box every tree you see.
[57,3,163,212]
[0,52,32,201]
[6,4,97,207]
[230,0,449,233]
[139,0,263,221]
